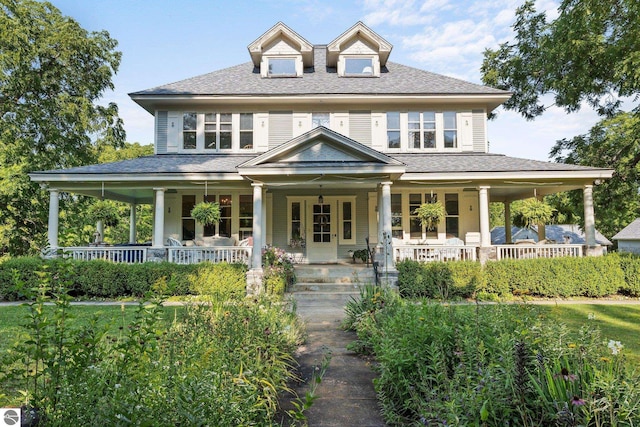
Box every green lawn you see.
[0,304,184,353]
[538,303,640,366]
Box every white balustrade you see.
[167,246,252,266]
[495,244,583,260]
[393,245,477,262]
[63,246,148,263]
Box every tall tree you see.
[0,0,124,255]
[481,0,640,237]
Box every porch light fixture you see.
[318,195,324,204]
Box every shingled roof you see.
[129,46,508,97]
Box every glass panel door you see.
[312,203,331,243]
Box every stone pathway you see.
[278,297,387,427]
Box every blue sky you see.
[50,0,599,161]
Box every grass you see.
[539,303,640,366]
[0,304,184,354]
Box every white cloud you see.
[363,0,435,26]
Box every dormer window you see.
[345,58,374,76]
[268,58,297,77]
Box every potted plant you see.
[512,198,555,229]
[87,200,120,227]
[191,201,221,226]
[413,201,447,230]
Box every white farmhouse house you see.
[29,22,613,288]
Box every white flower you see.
[588,313,596,320]
[608,340,623,355]
[115,383,122,389]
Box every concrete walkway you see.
[278,295,387,427]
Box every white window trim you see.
[337,54,380,77]
[262,55,303,78]
[178,112,255,153]
[287,197,307,245]
[383,111,464,153]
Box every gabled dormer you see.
[247,22,313,78]
[326,21,392,77]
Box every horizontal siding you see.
[269,111,293,149]
[349,111,372,146]
[472,109,486,152]
[156,111,168,154]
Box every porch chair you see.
[442,237,465,261]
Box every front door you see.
[306,201,337,263]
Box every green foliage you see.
[397,260,483,299]
[348,298,640,426]
[189,262,247,300]
[511,197,555,228]
[481,255,625,298]
[190,201,221,226]
[618,253,640,297]
[413,201,446,230]
[86,200,120,228]
[262,246,295,297]
[0,0,124,255]
[0,257,248,300]
[0,262,304,425]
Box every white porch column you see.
[583,184,597,246]
[48,189,60,249]
[479,186,491,247]
[504,200,512,244]
[377,185,383,245]
[153,188,166,248]
[261,187,267,247]
[252,183,263,270]
[380,181,394,270]
[129,203,137,244]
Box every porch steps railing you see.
[496,244,583,260]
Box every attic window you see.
[345,58,373,76]
[268,58,296,77]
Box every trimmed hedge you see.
[397,260,483,299]
[0,257,247,301]
[398,253,630,299]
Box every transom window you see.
[409,112,436,149]
[268,58,296,76]
[345,58,373,76]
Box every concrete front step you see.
[288,291,360,306]
[293,282,365,293]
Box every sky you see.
[49,0,601,162]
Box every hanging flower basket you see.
[512,198,555,229]
[191,201,221,226]
[413,201,447,231]
[87,200,120,227]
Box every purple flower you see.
[555,367,577,382]
[571,396,586,406]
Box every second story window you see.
[387,112,400,149]
[183,113,197,150]
[312,112,330,128]
[240,113,253,149]
[204,113,232,150]
[409,112,436,149]
[268,58,296,77]
[444,111,458,148]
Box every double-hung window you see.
[182,195,196,240]
[202,194,232,237]
[239,113,253,149]
[204,113,232,150]
[387,112,400,149]
[443,112,458,148]
[268,58,296,77]
[183,113,197,150]
[409,112,436,149]
[409,193,438,239]
[445,193,459,237]
[238,195,253,239]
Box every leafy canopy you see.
[0,0,124,254]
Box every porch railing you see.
[167,246,252,266]
[63,246,148,263]
[495,244,583,260]
[393,245,477,262]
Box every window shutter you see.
[268,111,293,149]
[472,109,486,152]
[349,111,371,145]
[156,111,168,154]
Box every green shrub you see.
[189,262,247,300]
[618,253,640,297]
[482,256,624,298]
[397,260,482,299]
